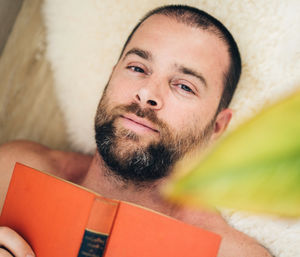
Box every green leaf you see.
[164,91,300,217]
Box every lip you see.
[120,114,159,133]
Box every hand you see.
[0,227,35,257]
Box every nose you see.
[134,82,163,109]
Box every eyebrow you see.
[123,47,153,61]
[122,48,207,87]
[177,65,207,88]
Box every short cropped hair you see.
[119,5,241,112]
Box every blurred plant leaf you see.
[164,91,300,217]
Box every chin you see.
[95,123,177,183]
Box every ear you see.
[211,108,233,141]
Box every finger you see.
[0,247,13,257]
[0,227,35,257]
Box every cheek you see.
[159,101,198,136]
[105,79,134,106]
[160,99,217,136]
[106,67,144,106]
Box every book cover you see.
[0,163,221,257]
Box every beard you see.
[95,93,215,184]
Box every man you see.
[0,5,272,257]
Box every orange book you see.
[0,163,221,257]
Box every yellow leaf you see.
[164,91,300,217]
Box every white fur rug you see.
[43,0,300,256]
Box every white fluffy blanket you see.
[43,0,300,256]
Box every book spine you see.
[77,198,119,257]
[77,229,108,257]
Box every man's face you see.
[95,15,231,183]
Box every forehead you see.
[122,14,230,89]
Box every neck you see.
[80,152,178,215]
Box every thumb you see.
[0,227,35,257]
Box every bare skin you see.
[0,141,271,257]
[0,14,272,257]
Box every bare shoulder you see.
[0,140,66,176]
[177,208,272,257]
[0,140,93,212]
[216,222,272,257]
[0,140,64,212]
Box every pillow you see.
[43,0,300,153]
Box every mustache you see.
[111,103,168,131]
